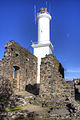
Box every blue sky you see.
[0,0,80,80]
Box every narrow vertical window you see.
[13,67,15,88]
[13,66,20,89]
[26,69,27,76]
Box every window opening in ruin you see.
[16,54,19,57]
[26,69,27,76]
[11,48,13,51]
[13,68,15,88]
[13,66,20,89]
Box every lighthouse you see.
[32,8,53,87]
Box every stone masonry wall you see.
[0,41,75,103]
[73,79,80,100]
[40,54,74,103]
[0,40,37,92]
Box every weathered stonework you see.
[0,40,37,92]
[40,54,75,103]
[0,41,80,119]
[0,41,75,99]
[73,78,80,100]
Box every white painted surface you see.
[34,46,52,58]
[37,12,51,44]
[32,8,53,87]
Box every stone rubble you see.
[0,41,80,119]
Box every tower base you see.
[32,42,53,87]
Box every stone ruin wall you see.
[73,79,80,100]
[40,54,75,103]
[0,41,80,120]
[0,40,75,102]
[0,41,37,92]
[73,79,80,92]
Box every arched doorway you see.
[13,66,20,89]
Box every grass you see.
[13,116,46,120]
[76,99,80,104]
[5,106,22,112]
[42,105,52,108]
[2,117,80,120]
[14,117,59,120]
[2,117,11,120]
[0,98,8,102]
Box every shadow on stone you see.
[59,63,64,78]
[25,84,39,95]
[75,88,80,100]
[67,103,73,114]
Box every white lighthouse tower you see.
[32,8,53,87]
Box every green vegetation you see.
[42,105,52,108]
[2,117,80,120]
[53,118,57,120]
[13,116,45,120]
[2,117,11,120]
[5,106,22,112]
[14,117,59,120]
[76,99,80,104]
[0,98,8,102]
